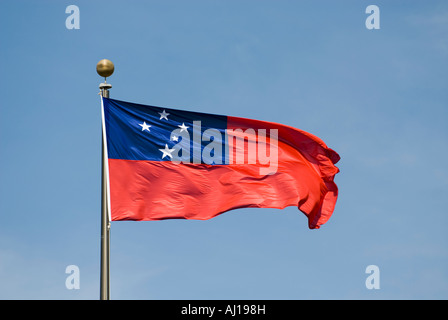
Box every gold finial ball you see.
[96,59,114,78]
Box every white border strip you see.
[100,96,112,222]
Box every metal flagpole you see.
[100,117,110,300]
[97,59,114,300]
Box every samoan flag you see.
[102,97,340,229]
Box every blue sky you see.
[0,0,447,299]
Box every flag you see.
[102,98,340,229]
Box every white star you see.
[159,144,175,159]
[178,122,189,132]
[159,109,170,120]
[139,121,151,132]
[171,135,179,142]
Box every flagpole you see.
[97,59,114,300]
[100,119,110,300]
